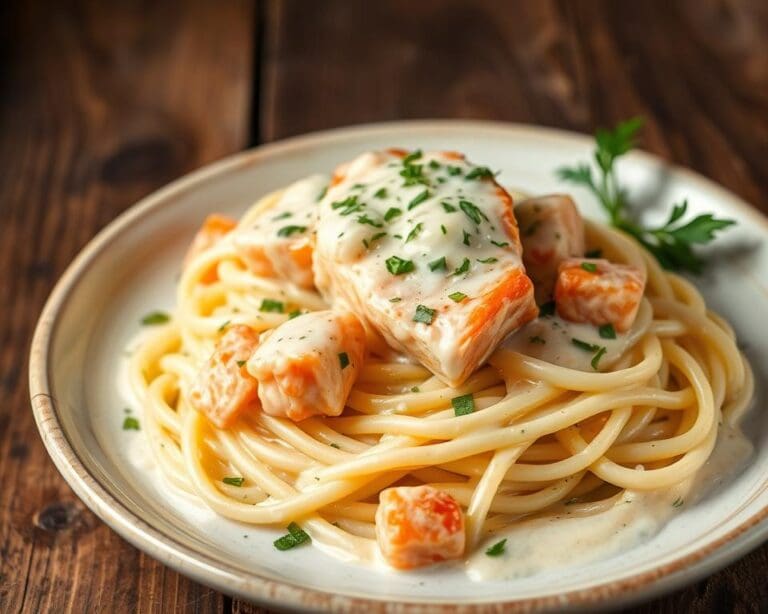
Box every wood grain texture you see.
[2,0,767,612]
[0,0,255,612]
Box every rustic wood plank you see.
[258,1,768,612]
[0,1,254,612]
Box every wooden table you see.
[2,1,767,611]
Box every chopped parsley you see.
[277,225,307,237]
[122,417,140,431]
[217,320,230,332]
[429,256,447,272]
[459,200,489,224]
[465,166,494,180]
[374,187,388,199]
[386,256,415,275]
[223,476,244,487]
[332,195,363,216]
[477,257,498,264]
[389,297,402,303]
[403,149,422,165]
[316,186,328,201]
[599,323,616,339]
[529,335,546,344]
[491,239,509,248]
[462,230,471,246]
[591,347,607,370]
[272,211,292,221]
[585,248,602,258]
[338,352,350,369]
[441,224,447,234]
[260,299,285,313]
[236,360,246,367]
[274,522,311,551]
[400,163,429,187]
[384,207,402,222]
[453,258,471,276]
[408,189,431,210]
[539,301,556,316]
[485,539,507,557]
[448,291,467,302]
[428,160,441,169]
[413,304,436,325]
[580,261,598,273]
[411,386,420,393]
[451,393,475,416]
[141,311,170,325]
[288,309,302,319]
[441,201,457,213]
[405,222,424,242]
[357,213,383,228]
[330,443,341,449]
[672,497,684,508]
[572,338,600,352]
[446,165,462,176]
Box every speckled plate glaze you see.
[29,121,768,612]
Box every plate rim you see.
[28,119,768,612]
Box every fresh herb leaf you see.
[223,476,244,487]
[429,256,447,272]
[141,311,170,325]
[429,160,441,169]
[672,497,684,508]
[260,299,284,313]
[441,201,457,213]
[400,164,429,187]
[386,256,415,275]
[406,222,424,242]
[448,291,467,302]
[459,200,488,224]
[581,261,598,273]
[408,189,431,210]
[446,165,462,176]
[374,187,388,199]
[572,338,600,352]
[357,214,383,228]
[277,225,307,237]
[453,258,471,276]
[274,522,311,551]
[585,248,602,258]
[217,320,230,332]
[557,118,735,273]
[440,224,447,234]
[413,304,436,325]
[599,323,616,339]
[403,149,422,165]
[272,211,292,220]
[591,346,607,370]
[384,207,402,222]
[451,393,474,416]
[288,309,302,319]
[331,195,363,216]
[485,539,507,556]
[477,257,498,264]
[236,360,246,367]
[330,443,341,449]
[491,239,509,248]
[411,386,420,392]
[316,186,328,201]
[465,166,495,180]
[338,352,350,369]
[123,417,140,431]
[462,230,471,246]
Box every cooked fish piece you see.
[188,324,260,428]
[515,194,585,303]
[183,213,237,283]
[248,310,365,422]
[375,485,465,570]
[313,149,538,386]
[555,258,646,332]
[233,174,328,289]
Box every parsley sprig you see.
[557,117,735,273]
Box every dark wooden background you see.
[1,1,767,612]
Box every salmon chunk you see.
[188,325,260,428]
[183,214,237,282]
[375,486,465,570]
[555,258,646,332]
[248,310,366,422]
[313,149,538,386]
[515,194,585,302]
[233,174,328,289]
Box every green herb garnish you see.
[413,304,436,325]
[451,393,474,416]
[572,338,600,352]
[429,256,447,272]
[465,166,494,180]
[599,323,616,339]
[462,230,471,246]
[384,207,402,222]
[277,225,307,237]
[386,255,415,275]
[459,200,488,224]
[557,118,735,272]
[403,149,422,165]
[223,476,244,487]
[529,335,546,344]
[585,248,602,258]
[491,239,509,248]
[477,257,498,264]
[580,262,598,273]
[260,299,284,313]
[123,417,140,431]
[485,539,507,556]
[236,360,246,367]
[338,352,350,369]
[453,258,470,276]
[441,201,457,213]
[272,211,292,220]
[374,187,388,199]
[591,347,607,370]
[217,320,230,332]
[405,222,424,242]
[141,311,170,326]
[446,165,462,176]
[357,214,383,228]
[288,309,302,319]
[448,291,467,302]
[274,522,311,551]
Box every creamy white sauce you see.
[503,299,652,371]
[466,425,753,580]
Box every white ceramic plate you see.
[30,121,768,612]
